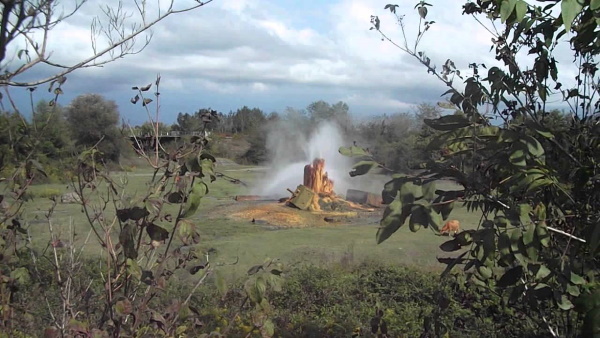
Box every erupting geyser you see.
[253,122,353,197]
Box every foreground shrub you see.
[270,264,556,337]
[189,263,559,337]
[5,256,564,337]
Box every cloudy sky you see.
[4,0,574,125]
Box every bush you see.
[269,264,552,337]
[5,257,559,337]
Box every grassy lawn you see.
[16,160,483,282]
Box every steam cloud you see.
[252,120,354,197]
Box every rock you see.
[60,192,81,204]
[346,189,383,207]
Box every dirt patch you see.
[217,201,367,228]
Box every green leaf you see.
[561,0,583,31]
[428,207,442,231]
[247,264,263,275]
[514,0,527,22]
[349,161,379,177]
[126,258,142,280]
[181,181,208,218]
[399,181,421,205]
[427,128,469,151]
[530,263,551,280]
[533,283,553,300]
[500,0,517,23]
[144,196,162,216]
[119,224,138,259]
[255,275,267,297]
[521,136,545,159]
[536,222,551,247]
[178,219,195,240]
[557,293,574,310]
[509,149,526,167]
[510,228,523,251]
[185,156,201,173]
[523,223,535,246]
[525,174,552,194]
[533,203,546,221]
[261,319,275,337]
[567,283,581,297]
[146,223,169,241]
[141,270,154,285]
[381,175,422,204]
[495,215,509,228]
[266,272,283,292]
[116,207,149,222]
[445,140,471,155]
[377,199,409,244]
[115,298,133,316]
[409,205,428,232]
[200,158,216,182]
[422,181,436,201]
[176,326,188,336]
[439,200,454,220]
[481,229,496,267]
[592,0,600,10]
[166,192,185,203]
[571,272,586,285]
[10,267,30,285]
[478,265,493,280]
[518,204,532,226]
[189,264,206,275]
[497,265,523,287]
[440,238,462,252]
[498,232,512,264]
[339,146,369,157]
[423,114,471,131]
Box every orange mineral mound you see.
[303,158,335,211]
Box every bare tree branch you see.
[0,0,214,87]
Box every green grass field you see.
[18,160,483,282]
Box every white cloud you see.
[251,82,269,92]
[7,0,577,122]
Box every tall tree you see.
[173,112,203,133]
[32,100,72,159]
[232,106,266,133]
[66,94,122,162]
[307,100,352,130]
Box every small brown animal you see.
[441,220,460,235]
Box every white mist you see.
[253,121,353,197]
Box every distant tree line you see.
[0,94,571,182]
[0,94,125,181]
